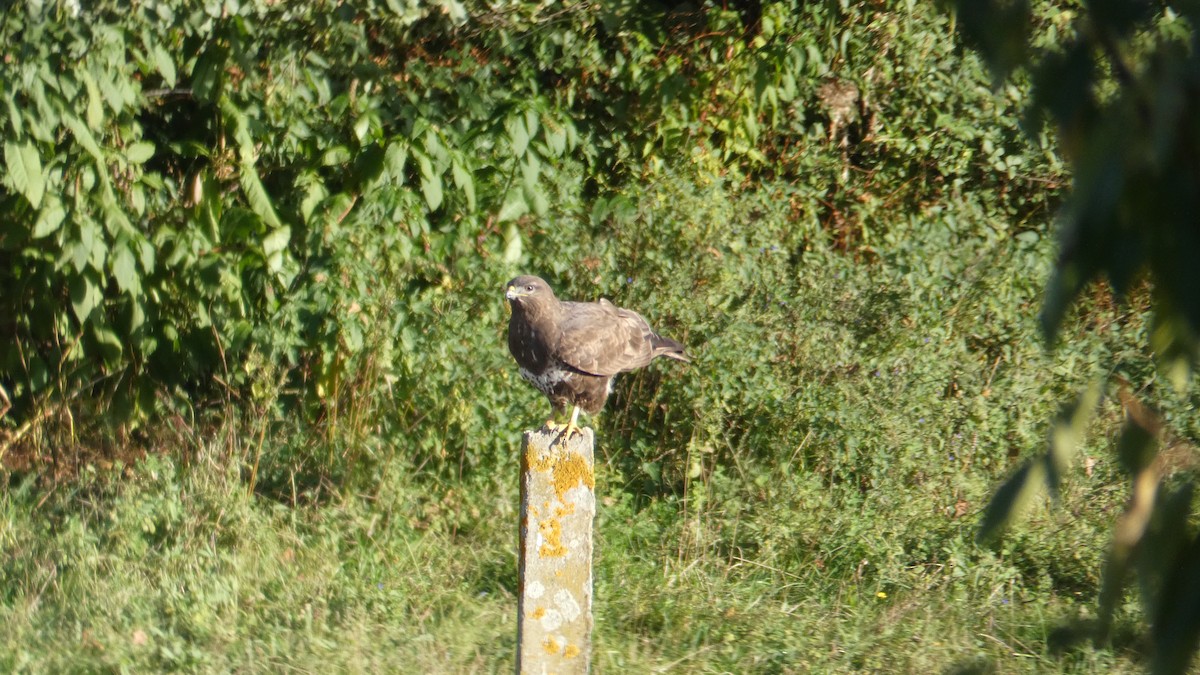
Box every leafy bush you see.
[0,0,1058,442]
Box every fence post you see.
[517,425,595,674]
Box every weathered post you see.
[517,425,595,674]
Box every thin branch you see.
[143,88,195,100]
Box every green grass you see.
[1,182,1179,672]
[0,438,1149,673]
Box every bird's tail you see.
[651,334,691,363]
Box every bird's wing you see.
[553,299,655,377]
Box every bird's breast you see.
[518,365,572,396]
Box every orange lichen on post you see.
[518,425,595,674]
[526,441,595,505]
[538,517,566,558]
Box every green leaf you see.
[521,153,540,195]
[100,181,134,238]
[68,240,88,273]
[1046,382,1101,494]
[152,43,177,88]
[81,69,104,129]
[221,207,263,241]
[111,245,139,295]
[497,190,528,223]
[91,322,123,363]
[129,184,146,215]
[192,42,228,101]
[421,175,443,211]
[70,272,103,322]
[451,159,475,211]
[137,238,156,273]
[94,67,136,115]
[125,141,155,164]
[262,226,291,272]
[415,151,433,181]
[521,154,547,215]
[239,162,282,229]
[298,176,328,224]
[951,0,1033,82]
[322,145,353,167]
[31,200,65,238]
[524,108,540,142]
[74,219,102,273]
[63,113,105,161]
[5,140,44,208]
[528,186,549,216]
[384,141,408,184]
[350,143,386,188]
[422,129,447,165]
[503,223,522,263]
[5,94,23,139]
[353,113,372,142]
[125,296,146,334]
[27,355,49,393]
[507,114,530,157]
[1116,417,1157,475]
[544,121,567,156]
[642,461,662,483]
[321,194,355,232]
[977,460,1046,545]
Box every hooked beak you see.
[505,286,522,301]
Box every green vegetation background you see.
[1,1,1194,672]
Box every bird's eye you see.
[525,284,534,292]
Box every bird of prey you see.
[505,275,690,439]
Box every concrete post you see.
[517,425,595,674]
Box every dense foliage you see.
[0,0,1050,437]
[0,0,1192,671]
[952,1,1200,671]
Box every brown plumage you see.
[504,275,690,426]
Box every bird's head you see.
[505,275,554,305]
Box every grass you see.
[1,187,1179,673]
[0,436,1150,673]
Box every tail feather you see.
[650,334,691,363]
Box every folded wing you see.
[553,299,659,377]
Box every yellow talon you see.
[547,407,584,447]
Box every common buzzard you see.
[505,275,690,436]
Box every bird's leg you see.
[547,401,564,432]
[551,406,584,447]
[545,408,564,433]
[568,405,582,436]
